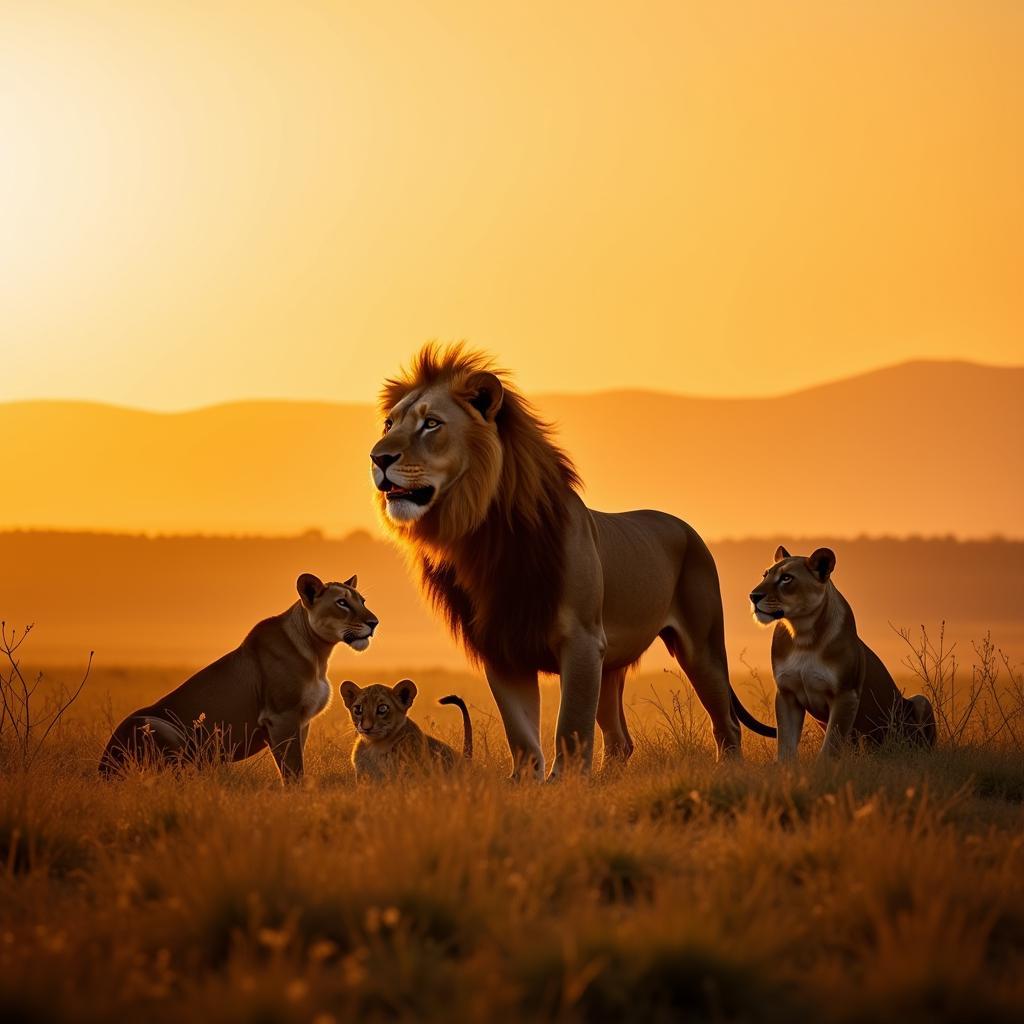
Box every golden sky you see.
[2,1,1021,409]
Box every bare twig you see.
[0,620,92,770]
[891,622,1024,751]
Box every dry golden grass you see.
[2,654,1024,1023]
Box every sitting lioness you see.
[339,678,472,781]
[750,547,936,760]
[100,574,378,781]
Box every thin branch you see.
[30,651,94,767]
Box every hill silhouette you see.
[2,360,1021,539]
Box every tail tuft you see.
[439,694,473,760]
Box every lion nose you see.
[371,452,400,471]
[749,591,765,605]
[367,618,379,633]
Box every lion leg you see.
[908,694,937,748]
[596,666,633,767]
[260,710,305,783]
[551,629,605,778]
[664,544,744,759]
[484,664,544,781]
[775,690,806,763]
[819,690,859,759]
[99,714,188,776]
[100,717,145,775]
[662,626,741,759]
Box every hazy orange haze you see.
[2,1,1022,409]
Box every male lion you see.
[369,344,775,778]
[99,574,378,782]
[751,546,937,759]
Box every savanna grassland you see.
[3,642,1024,1024]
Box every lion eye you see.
[353,705,362,717]
[336,599,348,609]
[383,419,393,434]
[377,704,389,715]
[423,417,441,430]
[780,574,793,583]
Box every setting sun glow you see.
[2,1,1021,409]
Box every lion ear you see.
[297,573,324,608]
[339,680,361,708]
[464,371,504,421]
[807,548,836,582]
[392,678,418,709]
[343,574,358,589]
[774,546,791,562]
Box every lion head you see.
[369,344,579,549]
[749,546,837,626]
[339,678,417,743]
[296,573,378,652]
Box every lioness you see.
[99,574,378,781]
[369,344,775,779]
[751,546,937,759]
[339,678,472,781]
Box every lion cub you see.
[751,546,936,760]
[100,574,378,782]
[339,679,472,781]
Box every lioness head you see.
[749,546,837,626]
[297,573,378,652]
[339,679,417,742]
[370,349,504,535]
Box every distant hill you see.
[2,530,1021,673]
[1,360,1021,539]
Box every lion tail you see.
[730,687,777,739]
[438,694,473,760]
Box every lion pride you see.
[369,344,775,778]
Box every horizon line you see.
[2,525,1021,545]
[1,356,1020,416]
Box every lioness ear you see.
[464,371,503,421]
[774,545,791,562]
[339,680,361,708]
[343,574,358,589]
[392,678,418,709]
[807,548,836,582]
[297,573,324,608]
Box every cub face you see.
[339,679,417,742]
[749,546,837,625]
[297,573,378,651]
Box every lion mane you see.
[379,344,581,672]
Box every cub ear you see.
[297,573,325,608]
[774,545,791,562]
[463,371,504,421]
[339,680,361,708]
[392,678,418,709]
[807,547,836,582]
[343,574,358,589]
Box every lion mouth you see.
[382,483,436,506]
[344,625,373,645]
